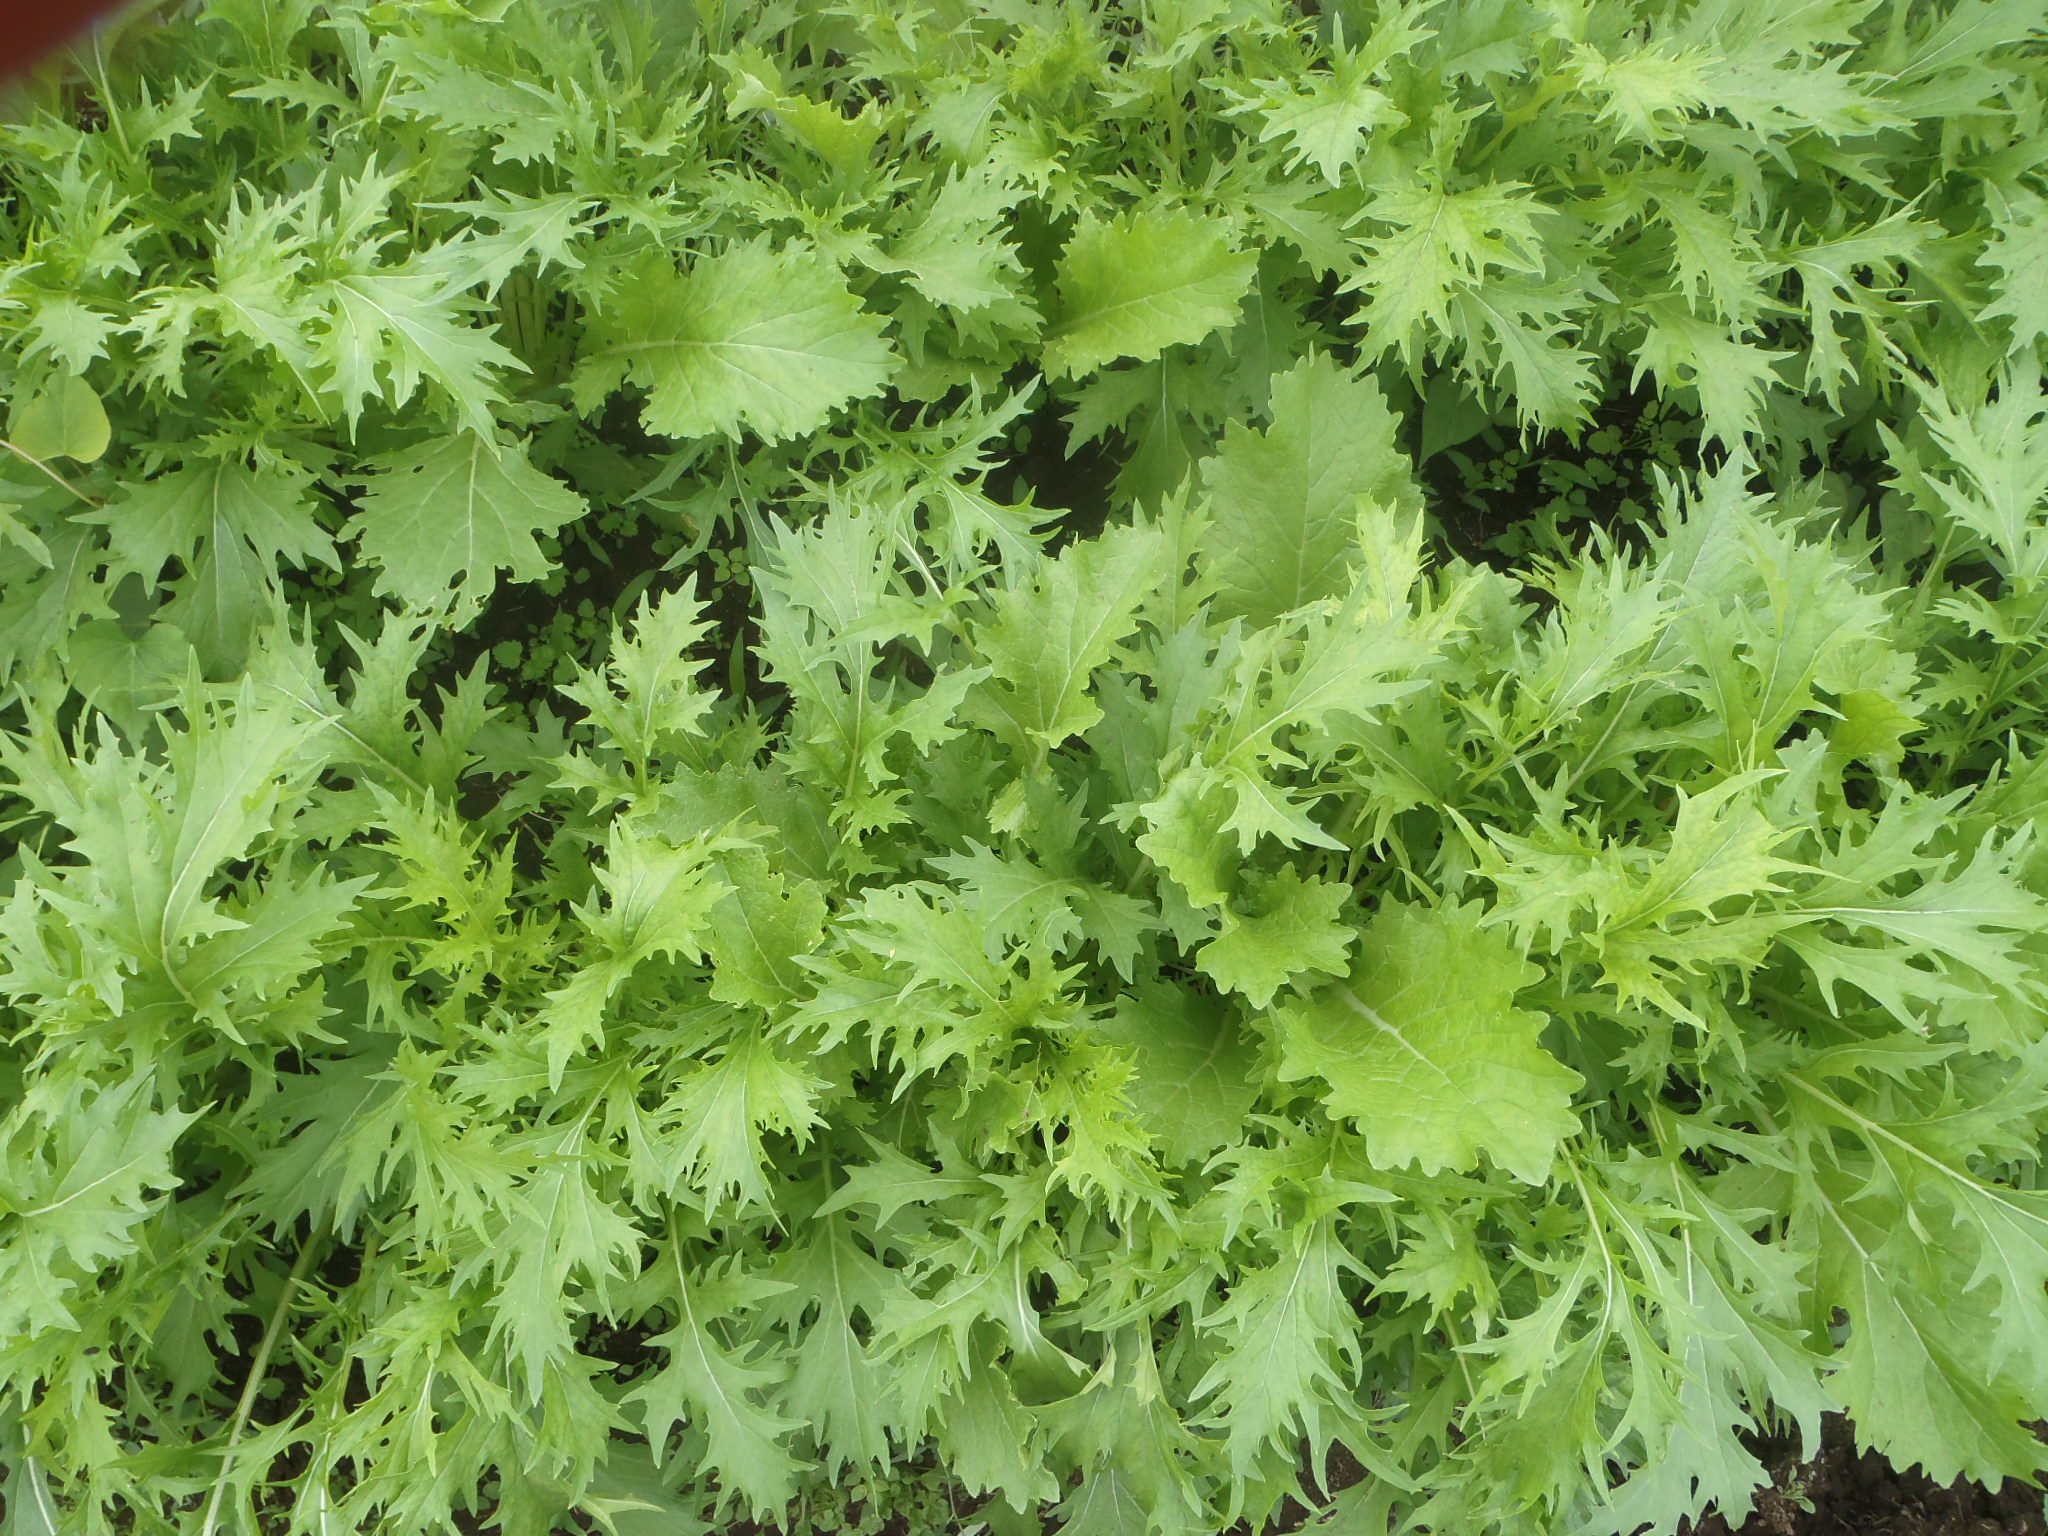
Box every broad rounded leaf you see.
[1043,209,1256,377]
[1277,900,1582,1183]
[10,374,110,463]
[577,241,896,443]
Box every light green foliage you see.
[86,459,333,671]
[1278,902,1581,1183]
[352,434,585,622]
[1196,863,1355,1008]
[0,1078,197,1338]
[573,243,898,444]
[1192,1214,1363,1480]
[969,521,1168,751]
[1197,353,1420,624]
[1044,210,1259,378]
[2,3,2048,1536]
[7,374,107,463]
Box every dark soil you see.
[1263,1418,2048,1536]
[1683,1417,2047,1536]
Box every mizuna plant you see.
[1,3,2047,1535]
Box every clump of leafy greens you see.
[2,3,2048,1536]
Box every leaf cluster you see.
[1,4,2048,1536]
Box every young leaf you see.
[970,521,1169,752]
[1249,60,1406,186]
[575,242,896,443]
[627,1243,808,1518]
[8,374,110,463]
[1043,209,1257,377]
[871,168,1028,313]
[1093,983,1259,1167]
[312,268,523,436]
[86,458,333,672]
[0,1078,198,1339]
[351,434,585,622]
[1195,863,1355,1008]
[1196,354,1418,624]
[653,1036,826,1210]
[558,589,720,776]
[1978,186,2048,354]
[1192,1215,1361,1478]
[541,824,729,1084]
[705,850,828,1009]
[1276,901,1581,1183]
